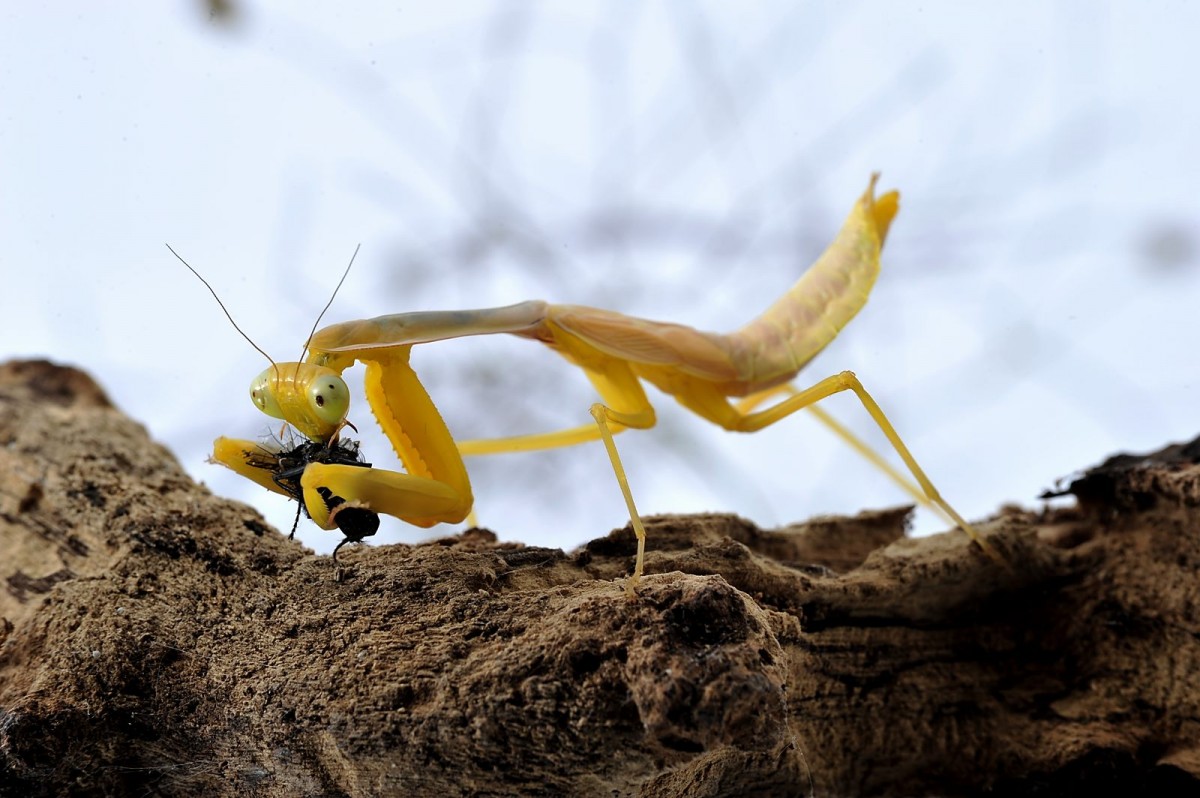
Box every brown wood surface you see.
[2,359,1199,797]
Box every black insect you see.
[244,436,380,561]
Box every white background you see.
[3,2,1197,555]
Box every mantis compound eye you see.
[249,368,286,420]
[307,374,350,428]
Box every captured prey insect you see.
[201,175,1000,588]
[241,434,381,560]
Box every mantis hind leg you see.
[735,386,957,529]
[716,372,1001,563]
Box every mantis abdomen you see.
[722,177,899,392]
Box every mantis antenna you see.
[169,242,362,376]
[298,243,361,361]
[296,244,364,435]
[167,243,277,370]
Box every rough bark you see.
[1,359,1199,797]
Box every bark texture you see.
[2,359,1199,796]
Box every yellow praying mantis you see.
[197,174,998,590]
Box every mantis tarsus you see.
[206,175,999,590]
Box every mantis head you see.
[250,363,350,443]
[169,242,360,444]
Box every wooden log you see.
[1,359,1198,796]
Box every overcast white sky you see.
[3,2,1198,555]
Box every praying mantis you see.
[205,175,998,589]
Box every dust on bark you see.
[2,359,1200,797]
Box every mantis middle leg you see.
[455,351,659,593]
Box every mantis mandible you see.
[210,175,999,588]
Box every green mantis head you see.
[167,243,360,445]
[250,363,350,443]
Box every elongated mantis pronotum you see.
[208,175,999,589]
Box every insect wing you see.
[549,305,739,382]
